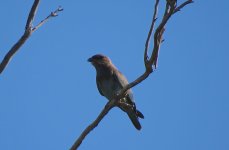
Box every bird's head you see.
[88,54,111,66]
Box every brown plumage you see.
[88,54,144,130]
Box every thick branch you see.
[174,0,193,14]
[70,0,193,149]
[0,31,31,74]
[0,0,63,74]
[25,0,40,30]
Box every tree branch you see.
[121,0,193,97]
[32,6,63,32]
[70,0,193,149]
[144,0,159,69]
[25,0,40,30]
[174,0,193,14]
[70,100,116,150]
[0,0,63,74]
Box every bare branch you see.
[149,2,172,69]
[70,96,138,150]
[0,31,31,74]
[70,0,193,149]
[70,100,116,150]
[174,0,193,14]
[32,6,63,32]
[0,1,63,74]
[144,0,159,67]
[25,0,40,30]
[122,0,194,103]
[121,0,180,96]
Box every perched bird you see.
[88,54,144,130]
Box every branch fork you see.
[0,0,63,74]
[70,1,193,150]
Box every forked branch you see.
[70,0,193,149]
[0,0,63,74]
[120,0,193,99]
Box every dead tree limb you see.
[70,0,193,149]
[0,0,63,74]
[70,100,116,150]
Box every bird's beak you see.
[87,57,93,62]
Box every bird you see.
[88,54,144,130]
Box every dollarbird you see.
[88,54,144,130]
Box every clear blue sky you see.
[0,0,228,150]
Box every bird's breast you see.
[98,77,119,101]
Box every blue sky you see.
[0,0,229,150]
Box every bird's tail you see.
[127,109,144,130]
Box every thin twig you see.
[0,0,63,74]
[144,0,159,67]
[32,6,63,32]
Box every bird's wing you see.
[112,70,135,104]
[96,76,104,96]
[112,70,129,88]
